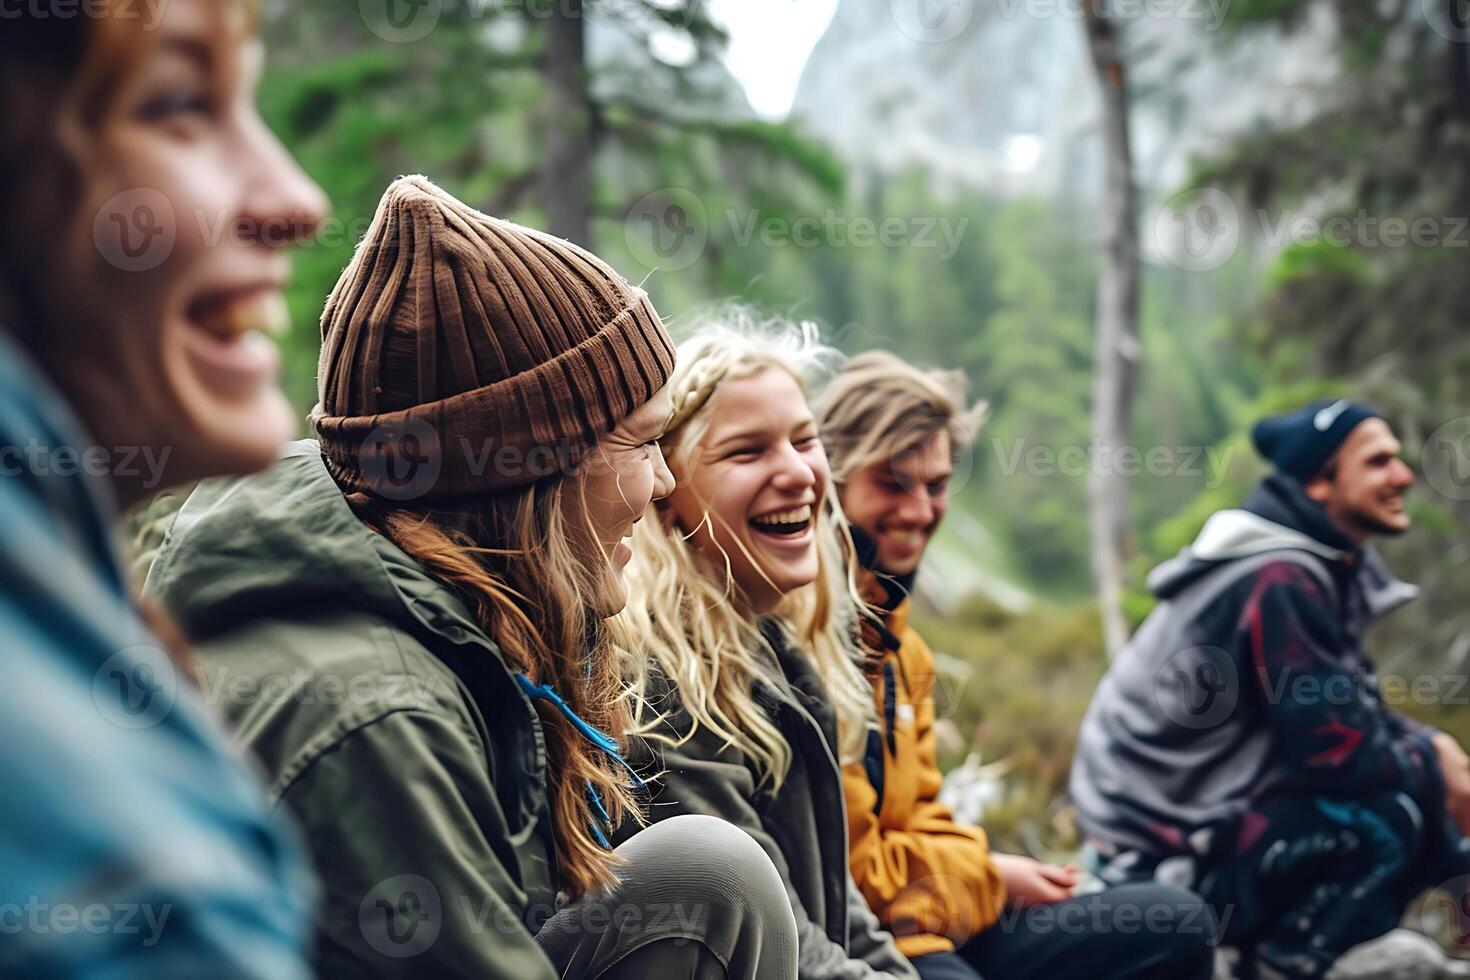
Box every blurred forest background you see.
[252,0,1470,850]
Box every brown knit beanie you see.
[311,175,675,501]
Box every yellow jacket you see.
[843,581,1006,958]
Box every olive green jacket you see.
[622,621,917,980]
[145,442,562,979]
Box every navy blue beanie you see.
[1251,399,1382,481]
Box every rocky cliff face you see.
[790,0,1339,201]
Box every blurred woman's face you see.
[668,367,830,612]
[15,0,328,505]
[572,384,675,615]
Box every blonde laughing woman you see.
[616,311,918,980]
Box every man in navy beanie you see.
[1071,399,1470,978]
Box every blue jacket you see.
[0,330,313,977]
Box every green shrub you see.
[913,596,1104,853]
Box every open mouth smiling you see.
[749,503,813,537]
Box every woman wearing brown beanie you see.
[147,175,798,979]
[1,1,328,976]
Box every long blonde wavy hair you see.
[618,309,874,788]
[349,471,642,898]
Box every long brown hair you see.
[348,477,642,897]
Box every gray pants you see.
[536,814,799,979]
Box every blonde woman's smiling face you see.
[668,367,829,612]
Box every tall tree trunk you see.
[541,0,595,245]
[1082,3,1140,659]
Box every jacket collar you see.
[1146,472,1418,621]
[849,523,915,662]
[1242,472,1358,557]
[849,523,917,612]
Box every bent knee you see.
[617,816,790,923]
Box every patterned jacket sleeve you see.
[1239,560,1441,808]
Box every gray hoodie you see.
[1069,474,1436,862]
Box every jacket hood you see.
[1147,473,1417,617]
[146,440,487,647]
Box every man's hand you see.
[990,853,1079,908]
[1433,732,1470,837]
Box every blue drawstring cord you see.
[515,672,645,848]
[586,784,613,848]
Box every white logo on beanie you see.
[1314,399,1350,432]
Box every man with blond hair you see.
[816,351,1214,980]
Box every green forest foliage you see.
[246,0,1470,844]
